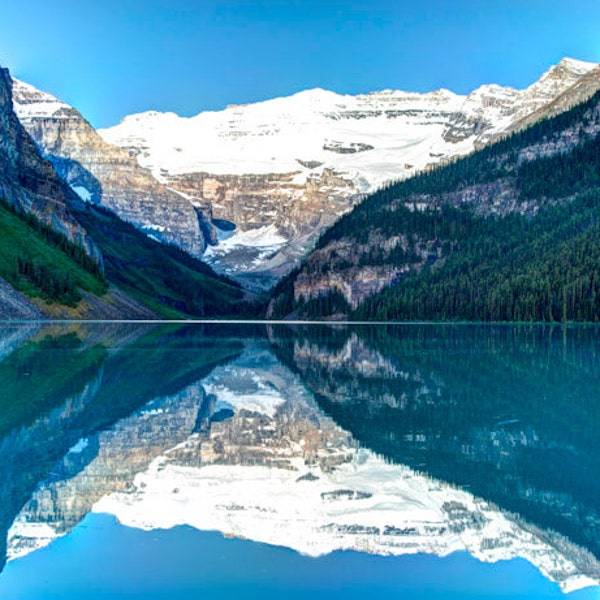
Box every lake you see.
[0,322,598,599]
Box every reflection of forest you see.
[270,324,600,564]
[0,323,244,573]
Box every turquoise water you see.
[0,322,598,599]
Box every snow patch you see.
[72,186,92,202]
[211,224,287,250]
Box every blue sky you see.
[0,0,598,128]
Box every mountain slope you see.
[98,58,597,289]
[268,87,600,322]
[72,203,254,319]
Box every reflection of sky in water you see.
[2,513,595,600]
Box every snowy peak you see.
[524,57,597,101]
[100,56,597,184]
[11,78,75,121]
[544,57,597,79]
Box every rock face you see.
[169,169,363,289]
[98,58,597,289]
[0,68,98,261]
[12,80,209,257]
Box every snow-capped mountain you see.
[11,58,598,291]
[99,58,598,289]
[102,58,596,182]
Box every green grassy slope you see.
[0,199,107,307]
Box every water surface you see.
[0,322,598,598]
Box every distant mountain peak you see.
[557,56,597,73]
[534,57,597,89]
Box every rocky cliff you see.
[0,279,44,320]
[0,68,99,262]
[12,80,210,257]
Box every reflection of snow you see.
[68,438,89,454]
[95,341,600,594]
[94,450,599,595]
[7,522,61,561]
[203,380,282,418]
[201,345,294,418]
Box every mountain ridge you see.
[95,57,598,289]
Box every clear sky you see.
[0,0,598,128]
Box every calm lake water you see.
[0,322,599,599]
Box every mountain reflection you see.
[0,323,243,571]
[269,324,600,584]
[0,323,599,594]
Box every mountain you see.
[490,63,600,142]
[0,63,253,319]
[96,58,598,290]
[7,58,598,315]
[12,79,212,257]
[268,79,600,321]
